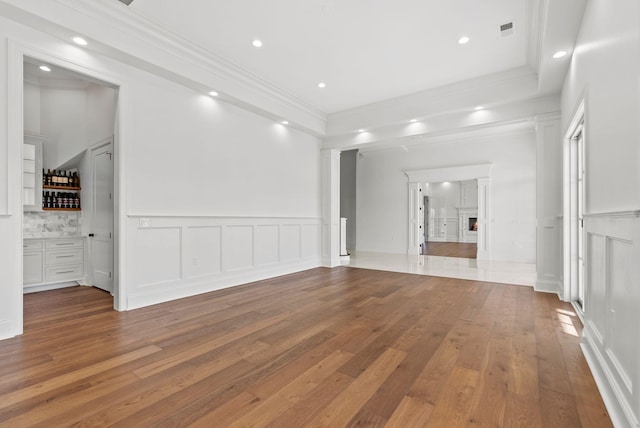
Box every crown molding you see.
[326,66,540,136]
[0,0,326,135]
[356,120,536,156]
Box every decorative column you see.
[322,149,341,267]
[534,113,563,295]
[476,177,491,260]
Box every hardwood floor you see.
[424,241,478,259]
[0,268,610,427]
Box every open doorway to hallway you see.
[421,179,478,259]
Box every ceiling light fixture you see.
[358,129,365,133]
[72,36,88,46]
[252,39,263,48]
[553,50,567,59]
[281,120,289,125]
[39,65,51,72]
[318,82,326,89]
[208,91,219,97]
[474,106,484,111]
[410,119,418,123]
[458,36,470,45]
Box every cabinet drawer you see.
[45,239,84,249]
[45,249,83,266]
[45,264,84,282]
[23,240,44,251]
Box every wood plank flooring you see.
[424,242,477,259]
[0,267,611,427]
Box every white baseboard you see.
[582,328,639,428]
[534,278,561,296]
[127,258,321,310]
[23,281,82,294]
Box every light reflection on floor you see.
[343,251,537,287]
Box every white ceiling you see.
[129,0,532,114]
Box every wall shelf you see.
[43,185,81,191]
[42,208,81,212]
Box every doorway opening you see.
[21,55,118,309]
[420,180,478,259]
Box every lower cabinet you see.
[23,237,86,291]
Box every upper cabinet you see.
[23,133,46,212]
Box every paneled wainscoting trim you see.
[581,211,640,428]
[126,216,322,310]
[535,215,562,295]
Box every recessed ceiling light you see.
[208,90,219,97]
[39,65,51,72]
[553,50,567,59]
[474,106,484,111]
[318,82,326,89]
[410,119,418,123]
[72,36,88,46]
[281,120,289,125]
[458,36,470,45]
[252,39,263,48]
[358,129,365,133]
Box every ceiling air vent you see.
[118,0,135,5]
[500,22,514,36]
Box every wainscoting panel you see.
[126,216,322,310]
[132,227,182,288]
[586,232,606,345]
[185,226,221,279]
[607,237,636,394]
[302,224,321,259]
[255,225,279,267]
[581,212,640,428]
[536,216,562,294]
[223,226,254,272]
[280,224,301,262]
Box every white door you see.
[91,142,114,293]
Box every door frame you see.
[562,100,586,308]
[9,40,128,335]
[405,164,492,259]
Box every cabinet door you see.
[24,252,44,285]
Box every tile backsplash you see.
[23,211,82,238]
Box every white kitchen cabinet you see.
[23,239,44,285]
[23,237,86,292]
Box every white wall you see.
[40,87,88,168]
[561,1,640,426]
[23,80,40,133]
[0,13,322,339]
[126,74,320,217]
[357,130,536,263]
[339,149,357,251]
[86,84,116,145]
